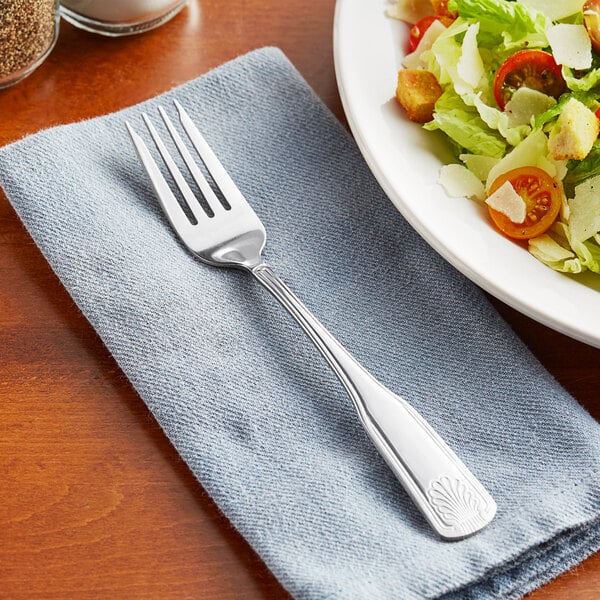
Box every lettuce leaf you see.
[425,91,507,157]
[428,19,473,92]
[448,0,548,50]
[536,222,600,274]
[528,223,584,273]
[564,139,600,195]
[563,66,600,92]
[471,95,531,146]
[570,237,600,273]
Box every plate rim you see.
[333,0,600,349]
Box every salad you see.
[390,0,600,275]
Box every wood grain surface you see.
[0,1,598,598]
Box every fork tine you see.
[157,106,224,215]
[125,121,192,234]
[174,100,247,209]
[141,113,207,224]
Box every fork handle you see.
[251,263,496,540]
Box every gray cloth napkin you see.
[0,47,599,599]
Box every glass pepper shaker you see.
[0,0,60,89]
[60,0,189,37]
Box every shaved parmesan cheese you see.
[438,164,485,200]
[485,181,527,223]
[403,20,447,69]
[385,0,433,25]
[546,24,592,70]
[568,175,600,242]
[504,87,556,127]
[457,24,484,88]
[518,0,586,21]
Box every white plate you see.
[333,0,600,349]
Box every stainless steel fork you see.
[126,101,496,540]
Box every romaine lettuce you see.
[570,237,600,273]
[562,66,600,92]
[425,91,507,157]
[448,0,548,50]
[528,223,584,273]
[564,139,600,194]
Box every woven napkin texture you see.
[0,48,599,599]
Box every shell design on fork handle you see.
[428,477,493,538]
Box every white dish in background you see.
[333,0,600,349]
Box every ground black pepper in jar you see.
[0,0,59,89]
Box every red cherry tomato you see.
[487,167,562,240]
[493,50,566,110]
[584,0,600,54]
[408,15,454,53]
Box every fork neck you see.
[242,258,266,270]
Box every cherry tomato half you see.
[493,50,566,110]
[487,166,562,240]
[584,0,600,54]
[408,15,454,53]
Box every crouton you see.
[548,97,599,161]
[395,69,443,123]
[431,0,457,17]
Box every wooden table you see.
[0,1,598,597]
